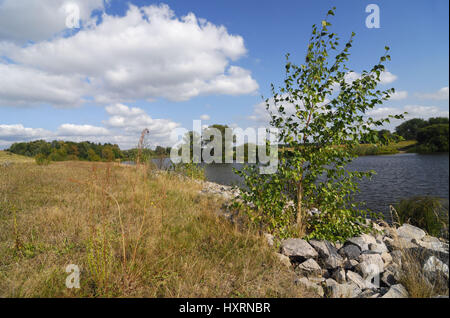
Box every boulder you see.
[296,258,322,277]
[385,237,417,251]
[280,238,318,260]
[345,234,376,252]
[309,239,344,269]
[423,255,449,281]
[396,224,426,241]
[338,244,361,260]
[344,259,359,270]
[356,290,380,298]
[296,277,324,297]
[331,268,346,284]
[324,278,361,298]
[356,254,384,279]
[346,270,375,290]
[381,252,393,265]
[275,253,292,268]
[381,284,409,298]
[369,242,388,254]
[381,270,397,287]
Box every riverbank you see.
[199,178,449,298]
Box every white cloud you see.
[0,3,258,107]
[379,71,397,85]
[0,104,181,149]
[0,0,105,43]
[0,124,53,141]
[200,114,210,121]
[0,63,86,107]
[57,124,110,136]
[416,87,449,101]
[389,90,408,100]
[366,104,449,131]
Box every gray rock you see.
[309,239,344,269]
[344,259,359,270]
[356,253,384,280]
[423,255,449,281]
[339,244,361,260]
[324,278,362,298]
[385,237,417,251]
[280,238,318,260]
[381,252,393,265]
[397,224,426,241]
[346,234,376,252]
[381,270,397,287]
[390,250,403,266]
[356,289,380,298]
[275,253,292,268]
[346,270,375,290]
[296,277,324,297]
[296,258,322,277]
[331,268,346,284]
[422,235,442,244]
[381,284,409,298]
[369,242,388,254]
[264,233,274,247]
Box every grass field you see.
[0,161,311,297]
[0,151,33,164]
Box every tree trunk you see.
[296,175,304,236]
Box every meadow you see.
[0,160,312,297]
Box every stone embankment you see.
[199,180,450,298]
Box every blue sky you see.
[0,0,448,149]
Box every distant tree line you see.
[7,140,171,162]
[395,117,449,153]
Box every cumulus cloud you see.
[0,104,180,149]
[389,90,408,100]
[0,0,105,43]
[0,3,258,107]
[416,87,449,101]
[200,114,210,121]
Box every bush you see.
[35,154,50,166]
[394,196,449,238]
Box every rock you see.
[264,233,274,247]
[423,256,449,281]
[324,278,362,298]
[296,277,324,297]
[309,240,344,269]
[385,264,402,281]
[390,250,403,266]
[396,224,426,241]
[356,289,380,298]
[369,242,388,254]
[412,239,449,265]
[422,235,442,244]
[381,284,409,298]
[280,238,318,260]
[344,259,359,270]
[338,244,361,260]
[381,252,393,265]
[331,268,346,284]
[356,254,384,280]
[345,234,376,252]
[346,270,375,290]
[381,271,397,287]
[275,253,292,268]
[296,258,322,277]
[385,237,417,251]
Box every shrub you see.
[394,196,449,238]
[35,154,50,166]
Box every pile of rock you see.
[270,223,449,298]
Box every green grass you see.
[351,140,418,156]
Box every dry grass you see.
[0,161,311,298]
[382,220,449,298]
[0,151,33,164]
